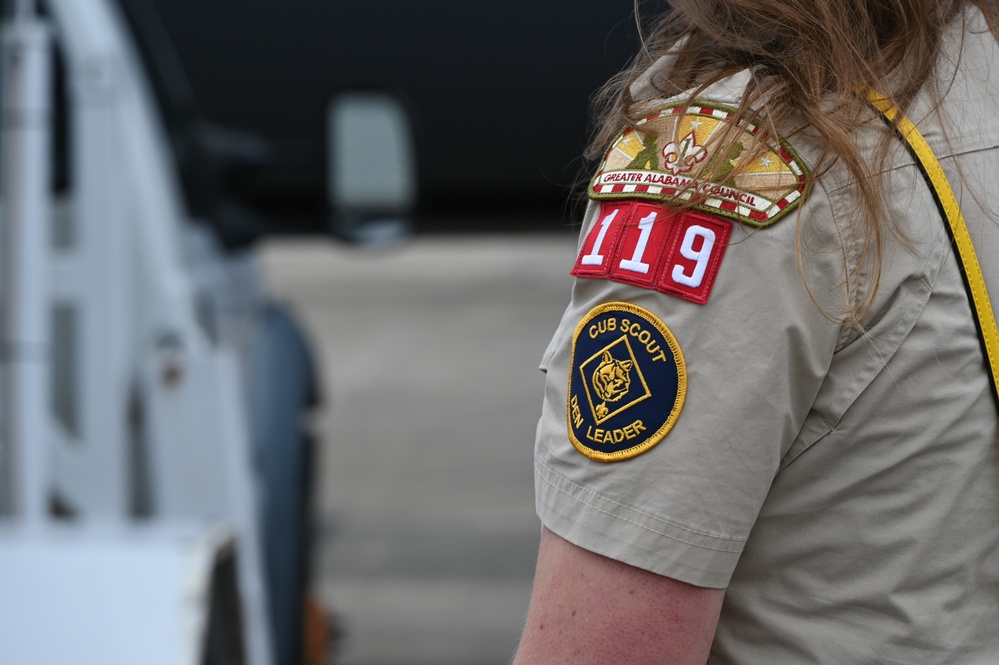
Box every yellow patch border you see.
[567,302,687,463]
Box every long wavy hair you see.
[589,0,999,323]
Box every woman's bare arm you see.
[513,528,725,665]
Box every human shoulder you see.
[589,98,811,229]
[594,64,818,230]
[575,70,849,311]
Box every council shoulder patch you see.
[568,302,686,462]
[590,102,809,227]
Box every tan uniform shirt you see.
[534,8,999,662]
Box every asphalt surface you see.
[259,232,578,665]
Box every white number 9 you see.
[671,225,716,288]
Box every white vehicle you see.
[0,1,414,664]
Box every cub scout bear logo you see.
[592,351,633,419]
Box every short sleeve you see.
[534,182,850,588]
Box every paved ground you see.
[259,232,578,665]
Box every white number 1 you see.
[581,209,618,266]
[671,225,716,288]
[619,212,657,274]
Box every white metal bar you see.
[0,16,52,524]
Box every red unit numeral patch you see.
[572,201,732,305]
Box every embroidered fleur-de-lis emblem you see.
[662,132,707,175]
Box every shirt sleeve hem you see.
[536,456,744,589]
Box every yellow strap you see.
[867,89,999,403]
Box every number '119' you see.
[573,202,732,305]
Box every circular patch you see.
[567,302,686,462]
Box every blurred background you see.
[143,0,649,228]
[0,1,666,664]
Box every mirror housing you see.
[327,91,416,246]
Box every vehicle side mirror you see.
[327,91,416,245]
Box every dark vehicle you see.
[137,0,662,230]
